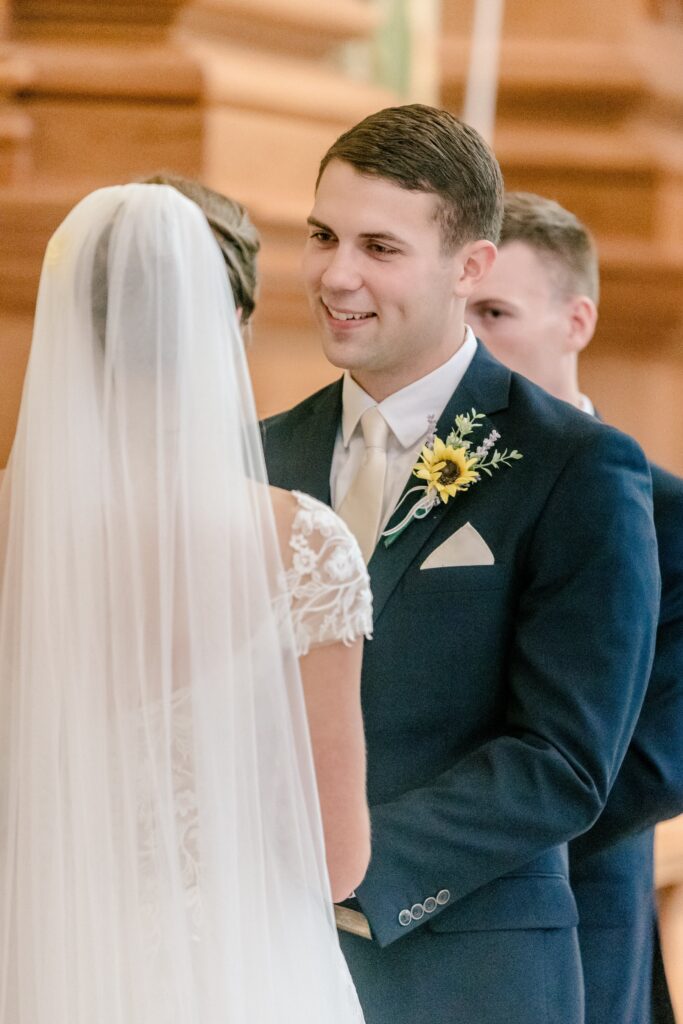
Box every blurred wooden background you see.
[1,0,681,472]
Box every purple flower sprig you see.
[424,413,438,450]
[473,429,501,459]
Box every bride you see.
[0,183,371,1022]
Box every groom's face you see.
[302,159,468,398]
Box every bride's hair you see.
[141,172,260,323]
[90,221,114,347]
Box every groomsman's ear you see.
[453,239,497,298]
[565,294,598,354]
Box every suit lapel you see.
[267,380,342,504]
[369,344,512,622]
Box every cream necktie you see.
[339,406,390,562]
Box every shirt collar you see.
[341,329,478,449]
[578,393,595,416]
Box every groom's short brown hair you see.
[317,104,504,252]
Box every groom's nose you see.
[320,246,363,294]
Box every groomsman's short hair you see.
[501,192,600,304]
[317,104,504,252]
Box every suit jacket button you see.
[398,909,412,927]
[423,896,437,913]
[436,889,451,906]
[410,903,425,921]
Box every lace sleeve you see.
[282,491,373,658]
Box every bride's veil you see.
[0,185,362,1022]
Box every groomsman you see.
[467,190,683,1024]
[264,106,660,1024]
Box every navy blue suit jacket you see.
[264,345,660,1024]
[569,463,683,1024]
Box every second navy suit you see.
[569,462,683,1024]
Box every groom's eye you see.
[367,242,399,257]
[309,230,335,244]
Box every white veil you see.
[0,185,362,1023]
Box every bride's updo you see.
[142,173,260,324]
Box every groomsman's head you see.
[466,192,599,408]
[303,105,503,401]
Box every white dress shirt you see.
[331,329,478,532]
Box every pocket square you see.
[420,522,494,569]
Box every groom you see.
[263,105,660,1024]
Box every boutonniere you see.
[382,410,523,547]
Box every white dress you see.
[136,490,372,1020]
[283,490,373,657]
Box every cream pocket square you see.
[420,522,494,570]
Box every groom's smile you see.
[322,300,377,326]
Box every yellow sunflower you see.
[413,436,480,503]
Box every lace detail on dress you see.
[281,491,373,658]
[137,687,202,952]
[134,492,371,1005]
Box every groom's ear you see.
[453,240,497,299]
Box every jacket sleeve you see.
[355,428,660,946]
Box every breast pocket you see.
[402,563,508,595]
